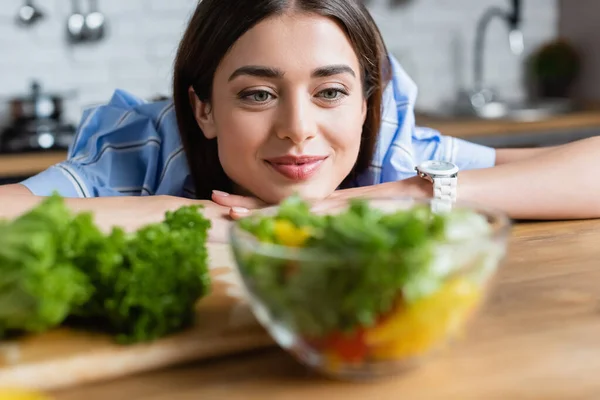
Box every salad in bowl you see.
[229,196,510,379]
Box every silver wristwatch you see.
[415,160,459,212]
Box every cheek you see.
[323,100,364,157]
[213,107,270,174]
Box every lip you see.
[265,155,328,182]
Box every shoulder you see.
[68,89,180,161]
[360,55,420,185]
[22,89,193,198]
[59,90,190,197]
[376,54,419,153]
[360,55,494,186]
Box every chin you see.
[253,183,336,205]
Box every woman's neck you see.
[231,182,253,198]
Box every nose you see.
[275,92,316,144]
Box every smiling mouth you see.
[264,156,328,182]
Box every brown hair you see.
[173,0,391,200]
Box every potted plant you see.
[530,39,582,99]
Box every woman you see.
[1,0,599,242]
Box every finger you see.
[211,190,265,209]
[229,206,252,220]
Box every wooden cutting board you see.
[0,244,274,391]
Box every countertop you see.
[53,218,600,399]
[0,152,66,178]
[415,108,600,138]
[2,109,600,178]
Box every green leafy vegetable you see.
[74,206,212,343]
[0,196,95,336]
[0,194,211,344]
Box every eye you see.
[240,90,274,103]
[316,88,348,101]
[251,91,271,102]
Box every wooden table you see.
[0,152,66,178]
[416,110,600,148]
[415,109,600,138]
[52,219,600,399]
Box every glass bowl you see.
[229,197,511,380]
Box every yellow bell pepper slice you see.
[365,278,482,360]
[273,220,311,247]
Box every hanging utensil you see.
[84,0,106,42]
[66,0,86,43]
[15,0,44,27]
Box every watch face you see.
[419,160,459,175]
[427,161,453,171]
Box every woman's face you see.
[190,13,366,204]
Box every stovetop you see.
[0,119,75,154]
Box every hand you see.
[328,176,431,202]
[210,177,431,222]
[210,190,345,219]
[210,190,267,220]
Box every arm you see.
[494,146,558,165]
[0,184,180,231]
[0,91,234,242]
[0,184,232,242]
[335,137,600,220]
[459,137,600,219]
[212,138,600,221]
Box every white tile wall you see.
[0,0,557,126]
[370,0,558,111]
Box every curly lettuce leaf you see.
[0,195,94,336]
[73,205,212,344]
[0,195,212,344]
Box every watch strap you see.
[432,176,457,202]
[431,176,457,213]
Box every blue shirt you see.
[22,56,495,198]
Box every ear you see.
[361,98,367,123]
[188,86,217,139]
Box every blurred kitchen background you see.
[0,0,599,183]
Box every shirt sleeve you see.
[374,54,496,185]
[21,90,163,198]
[411,126,496,171]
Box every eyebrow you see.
[228,66,283,81]
[311,64,356,78]
[228,64,356,82]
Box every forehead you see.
[217,13,361,77]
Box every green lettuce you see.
[0,194,211,344]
